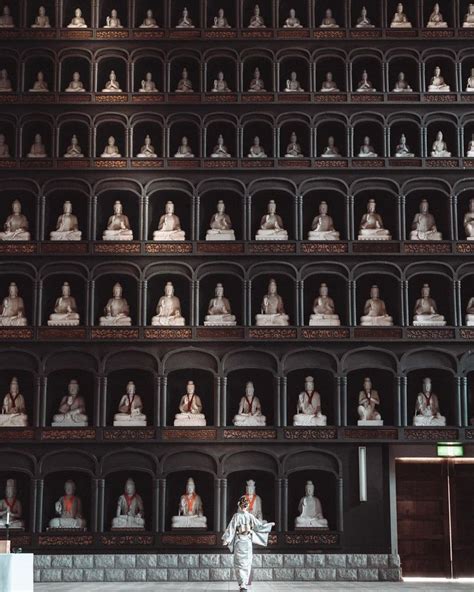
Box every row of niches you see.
[0,266,473,327]
[3,0,474,32]
[3,187,474,242]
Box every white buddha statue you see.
[413,283,446,326]
[174,381,206,426]
[426,3,447,28]
[64,134,84,158]
[428,66,450,92]
[176,7,194,28]
[113,381,147,426]
[285,132,303,158]
[430,131,451,157]
[320,8,339,28]
[320,72,339,92]
[309,283,340,326]
[174,136,194,158]
[283,8,302,28]
[0,480,24,528]
[0,5,14,27]
[321,136,341,158]
[356,70,376,93]
[360,285,394,326]
[153,201,185,241]
[393,72,412,93]
[395,134,414,157]
[256,200,288,240]
[206,200,235,241]
[285,71,304,92]
[248,67,265,92]
[464,198,474,240]
[0,283,27,326]
[211,134,231,158]
[103,200,133,240]
[410,199,442,241]
[27,133,47,158]
[0,200,30,241]
[112,479,145,529]
[48,480,86,530]
[212,71,231,93]
[171,478,207,529]
[467,69,474,93]
[50,201,82,241]
[249,4,265,28]
[463,3,474,27]
[102,70,122,92]
[255,278,290,326]
[65,72,85,93]
[99,282,132,326]
[204,283,236,326]
[100,136,122,158]
[465,297,474,326]
[51,379,88,426]
[0,69,12,92]
[67,8,87,28]
[358,136,377,157]
[293,376,327,426]
[31,6,50,28]
[233,381,266,427]
[356,6,374,28]
[413,377,446,426]
[151,281,185,326]
[104,8,122,28]
[248,136,267,158]
[29,71,49,92]
[243,480,263,520]
[295,481,328,529]
[0,377,28,427]
[136,135,157,158]
[48,282,80,326]
[140,9,158,28]
[308,201,340,241]
[0,133,9,158]
[358,199,391,240]
[390,3,412,28]
[212,8,230,28]
[139,72,158,93]
[176,68,193,93]
[357,377,383,425]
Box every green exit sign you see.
[437,442,464,458]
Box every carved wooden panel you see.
[284,428,337,440]
[162,428,217,441]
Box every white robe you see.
[222,509,274,588]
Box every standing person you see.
[222,496,274,592]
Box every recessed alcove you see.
[132,54,164,93]
[105,368,154,426]
[250,272,296,325]
[104,470,152,530]
[242,116,274,158]
[24,53,55,93]
[145,272,191,325]
[42,470,91,531]
[353,191,398,239]
[1,55,17,91]
[198,186,244,240]
[279,117,310,158]
[351,55,383,93]
[0,118,16,157]
[2,2,19,27]
[62,0,92,28]
[460,271,474,320]
[468,371,474,422]
[99,0,128,28]
[165,470,214,531]
[206,0,236,28]
[131,116,163,158]
[169,54,201,93]
[315,117,348,157]
[279,55,310,93]
[251,189,295,239]
[242,53,274,93]
[93,273,138,325]
[0,472,30,529]
[147,186,191,239]
[40,271,86,326]
[389,116,421,157]
[170,0,201,28]
[95,119,127,159]
[314,0,345,28]
[407,272,453,325]
[424,56,457,93]
[422,0,453,28]
[387,53,420,92]
[353,118,384,157]
[22,119,53,158]
[165,369,215,426]
[355,271,401,325]
[96,56,128,93]
[0,273,34,324]
[44,186,89,240]
[0,370,35,426]
[225,368,275,426]
[26,0,55,28]
[242,0,273,28]
[227,470,275,523]
[134,0,164,28]
[206,54,237,92]
[279,0,310,27]
[287,469,336,530]
[60,53,91,92]
[406,368,455,426]
[58,116,90,159]
[198,272,243,325]
[347,368,395,426]
[315,54,346,92]
[302,271,348,325]
[405,188,451,240]
[169,116,201,158]
[460,54,474,93]
[0,189,37,240]
[386,0,417,28]
[286,367,336,425]
[426,120,458,157]
[95,190,139,239]
[350,0,381,27]
[457,191,474,239]
[205,117,238,158]
[45,368,94,427]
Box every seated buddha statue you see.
[413,283,446,326]
[27,133,47,158]
[48,480,86,530]
[360,285,394,326]
[248,4,265,28]
[212,8,230,28]
[295,481,328,529]
[410,199,442,241]
[356,6,374,28]
[0,377,28,427]
[140,9,158,28]
[67,8,87,28]
[206,200,235,241]
[176,7,194,28]
[395,134,414,157]
[137,135,157,158]
[293,376,327,426]
[48,282,80,326]
[255,278,290,326]
[99,282,132,326]
[151,281,185,326]
[413,377,446,426]
[256,200,288,240]
[284,71,304,92]
[100,136,122,158]
[283,8,302,28]
[430,131,451,157]
[248,136,267,158]
[104,9,122,28]
[464,3,474,27]
[0,200,30,241]
[356,70,376,92]
[0,480,24,528]
[64,134,83,158]
[31,6,51,28]
[466,68,474,92]
[390,3,412,28]
[0,5,14,27]
[50,201,82,241]
[102,70,122,92]
[176,68,193,92]
[357,377,383,425]
[308,202,340,241]
[212,71,231,93]
[428,66,450,92]
[204,283,236,326]
[358,135,378,157]
[139,72,158,93]
[211,134,231,158]
[248,67,265,92]
[113,381,147,426]
[464,198,474,239]
[29,71,49,92]
[358,199,391,240]
[0,283,27,326]
[65,72,85,93]
[112,479,145,529]
[321,136,341,158]
[426,3,447,28]
[320,72,339,92]
[393,72,412,93]
[103,200,133,240]
[0,68,12,92]
[0,133,9,158]
[153,201,185,241]
[233,381,266,427]
[174,381,206,426]
[51,379,88,426]
[174,136,194,158]
[171,478,207,529]
[466,297,474,326]
[285,132,303,158]
[320,8,339,28]
[309,283,340,326]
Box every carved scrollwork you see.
[163,428,217,441]
[100,534,154,546]
[223,429,277,439]
[162,534,217,546]
[301,242,348,254]
[284,428,337,440]
[284,532,339,545]
[404,428,458,441]
[38,534,93,546]
[40,428,96,441]
[103,428,155,441]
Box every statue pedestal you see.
[308,231,340,241]
[360,316,393,326]
[111,516,145,530]
[0,232,31,241]
[428,86,450,92]
[204,316,236,326]
[0,318,28,327]
[255,314,289,326]
[171,516,207,530]
[413,416,446,427]
[50,232,82,241]
[233,415,266,427]
[466,315,474,326]
[113,417,147,427]
[47,520,86,530]
[426,22,447,28]
[0,415,28,427]
[48,318,80,327]
[293,414,327,427]
[153,231,186,241]
[99,317,132,326]
[358,419,384,426]
[255,231,288,241]
[413,316,446,327]
[294,523,329,530]
[151,316,185,326]
[358,230,391,241]
[102,232,133,241]
[52,417,88,427]
[409,232,443,241]
[174,414,206,427]
[309,314,340,326]
[205,230,235,241]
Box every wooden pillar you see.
[161,375,167,426]
[401,375,408,426]
[158,478,166,532]
[152,478,159,532]
[215,375,221,427]
[36,479,44,532]
[280,375,287,427]
[220,478,227,531]
[221,375,227,426]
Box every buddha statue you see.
[393,72,412,93]
[104,9,122,28]
[395,134,414,157]
[103,201,133,241]
[174,381,206,426]
[29,71,48,92]
[0,283,27,326]
[68,8,87,28]
[211,134,231,158]
[151,281,185,326]
[0,69,12,92]
[27,133,47,158]
[172,478,207,529]
[463,3,474,27]
[321,136,341,158]
[212,71,231,92]
[204,283,236,326]
[100,136,121,158]
[240,480,265,521]
[137,135,157,158]
[430,131,451,157]
[255,278,290,326]
[0,134,9,158]
[413,377,446,426]
[112,479,145,529]
[31,6,50,28]
[206,200,235,241]
[0,377,27,427]
[63,134,83,158]
[320,8,339,28]
[464,198,474,240]
[308,202,340,241]
[283,8,302,28]
[320,72,339,92]
[139,72,158,93]
[360,285,393,326]
[358,136,378,157]
[0,5,14,27]
[358,199,391,240]
[48,480,86,530]
[356,6,374,28]
[465,297,474,326]
[248,136,267,158]
[256,200,288,240]
[0,479,24,529]
[174,136,194,158]
[293,376,327,426]
[357,377,383,425]
[249,67,265,92]
[212,8,230,28]
[140,9,158,28]
[466,69,474,92]
[102,70,122,92]
[51,379,88,426]
[153,202,185,241]
[428,66,450,92]
[309,283,340,326]
[99,282,132,326]
[390,3,412,28]
[413,284,446,326]
[48,282,80,326]
[113,381,147,426]
[249,4,265,28]
[410,199,442,241]
[285,71,304,92]
[176,68,193,93]
[426,3,447,28]
[65,72,85,93]
[295,481,328,529]
[285,132,303,158]
[356,69,376,92]
[176,7,194,28]
[50,201,82,241]
[233,381,266,427]
[0,200,30,241]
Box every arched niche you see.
[44,180,90,241]
[388,113,421,157]
[352,116,384,158]
[0,115,17,158]
[226,469,275,523]
[287,469,337,531]
[422,0,453,28]
[21,116,53,159]
[314,52,347,93]
[315,113,348,158]
[242,0,273,28]
[407,271,453,325]
[95,185,139,240]
[342,347,398,375]
[405,187,451,241]
[168,114,201,158]
[242,114,274,158]
[351,54,383,93]
[426,117,458,157]
[314,0,345,28]
[463,118,474,159]
[163,348,219,375]
[105,368,154,426]
[57,113,91,159]
[131,113,163,158]
[279,0,310,27]
[40,265,87,326]
[424,54,457,93]
[104,469,153,531]
[353,189,398,239]
[206,0,236,28]
[94,115,128,158]
[354,269,401,325]
[226,367,276,426]
[250,186,295,239]
[146,183,191,240]
[0,54,18,92]
[0,471,31,529]
[134,0,164,28]
[59,50,91,93]
[98,0,128,28]
[387,51,420,93]
[242,51,274,93]
[132,52,164,93]
[145,268,191,326]
[407,368,456,426]
[1,3,19,27]
[278,53,310,93]
[458,267,474,323]
[250,269,296,326]
[93,270,138,326]
[350,0,381,27]
[347,368,396,426]
[0,185,38,240]
[62,0,92,28]
[96,53,129,94]
[454,182,474,240]
[169,52,201,94]
[45,368,95,427]
[223,348,279,375]
[165,470,214,531]
[301,179,348,238]
[198,270,244,326]
[170,0,201,28]
[205,114,238,158]
[197,180,244,240]
[302,268,349,325]
[386,0,417,27]
[278,114,311,158]
[165,368,216,426]
[0,367,35,427]
[460,53,474,94]
[0,267,35,326]
[23,51,55,93]
[42,470,92,531]
[286,367,337,426]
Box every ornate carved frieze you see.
[466,428,474,439]
[41,242,88,254]
[58,158,92,168]
[196,327,244,339]
[163,428,217,441]
[161,533,217,546]
[60,29,93,40]
[277,93,310,103]
[284,532,339,546]
[131,94,165,104]
[59,93,92,103]
[169,29,201,39]
[404,428,459,441]
[352,158,384,168]
[460,328,474,339]
[278,159,311,168]
[203,30,237,39]
[350,29,381,39]
[241,30,273,39]
[38,534,93,546]
[248,243,296,254]
[40,428,96,441]
[144,327,192,340]
[389,158,422,166]
[241,158,274,167]
[39,327,87,340]
[145,242,192,254]
[203,159,236,168]
[131,159,164,168]
[132,30,164,40]
[197,242,244,254]
[0,243,37,255]
[20,159,53,169]
[421,28,453,39]
[313,30,345,39]
[423,93,456,103]
[301,328,350,339]
[343,428,398,439]
[350,93,382,103]
[301,242,348,254]
[91,328,140,340]
[93,242,141,254]
[93,158,127,167]
[223,428,277,439]
[204,93,237,103]
[425,158,458,167]
[406,328,455,340]
[354,327,403,340]
[96,30,129,39]
[456,242,474,253]
[388,93,420,102]
[403,242,451,254]
[284,428,337,440]
[278,29,310,38]
[0,328,33,340]
[249,327,297,339]
[353,242,400,253]
[313,94,346,103]
[101,534,154,546]
[103,427,155,441]
[242,93,274,103]
[0,428,34,440]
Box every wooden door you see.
[451,461,474,578]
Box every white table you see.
[0,553,33,592]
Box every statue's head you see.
[290,131,297,143]
[146,9,153,18]
[238,495,250,510]
[421,283,430,298]
[217,71,224,81]
[326,72,333,81]
[110,69,116,80]
[8,282,18,297]
[437,130,443,140]
[254,136,260,146]
[111,9,118,18]
[182,68,188,79]
[325,8,332,17]
[165,201,174,214]
[0,133,5,144]
[254,67,260,78]
[305,480,314,496]
[434,66,441,77]
[363,135,370,146]
[0,69,6,78]
[126,381,135,395]
[62,282,71,297]
[420,199,429,213]
[145,72,152,81]
[255,5,260,16]
[10,376,19,394]
[319,201,328,215]
[215,283,224,298]
[125,478,136,495]
[12,199,21,214]
[183,6,189,16]
[470,198,474,212]
[290,71,297,81]
[362,69,368,81]
[319,282,328,297]
[289,8,296,17]
[113,200,122,214]
[164,281,174,297]
[34,133,42,144]
[305,376,314,391]
[37,71,44,81]
[108,136,116,147]
[5,478,16,498]
[144,134,151,145]
[3,6,10,16]
[397,3,403,13]
[328,136,335,147]
[245,381,254,396]
[434,3,440,12]
[75,8,82,17]
[71,134,79,146]
[217,134,224,145]
[186,380,195,395]
[470,3,474,14]
[268,199,276,214]
[361,6,367,16]
[182,136,188,146]
[186,477,195,494]
[370,284,380,299]
[268,278,277,294]
[218,8,224,17]
[246,479,256,494]
[367,198,376,213]
[217,200,225,213]
[64,480,76,495]
[39,6,46,16]
[364,377,372,390]
[68,379,79,396]
[112,282,122,298]
[73,71,80,81]
[423,377,432,392]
